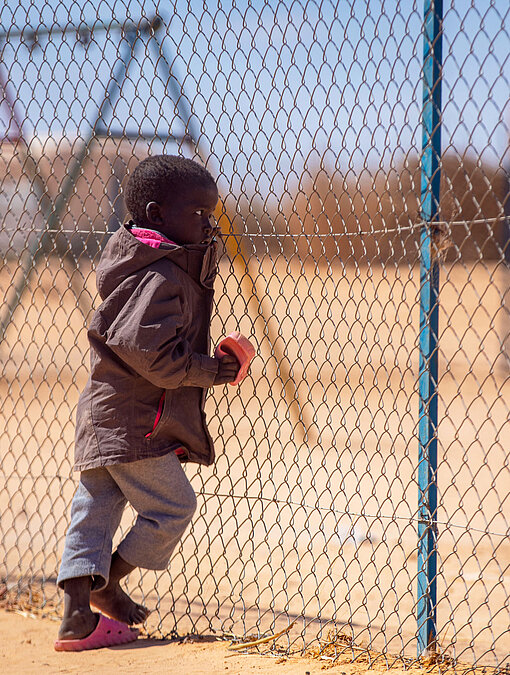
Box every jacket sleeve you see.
[100,274,219,389]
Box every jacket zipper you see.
[145,391,166,438]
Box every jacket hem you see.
[73,445,188,472]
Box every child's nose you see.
[205,215,216,230]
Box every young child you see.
[55,155,240,651]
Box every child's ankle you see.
[63,576,92,611]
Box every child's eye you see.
[195,209,205,216]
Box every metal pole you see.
[500,176,510,371]
[417,0,443,658]
[0,17,159,42]
[0,28,137,343]
[152,31,315,443]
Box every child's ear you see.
[146,201,161,225]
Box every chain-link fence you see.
[0,0,508,669]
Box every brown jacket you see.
[73,223,220,471]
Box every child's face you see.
[146,184,219,245]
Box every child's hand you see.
[213,355,240,385]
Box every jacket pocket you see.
[145,391,166,438]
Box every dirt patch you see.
[1,608,497,675]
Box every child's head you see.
[125,154,219,245]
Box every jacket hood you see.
[96,223,218,299]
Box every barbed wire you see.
[197,492,509,539]
[9,215,508,240]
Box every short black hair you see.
[125,154,216,224]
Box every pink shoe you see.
[215,332,256,385]
[54,613,139,651]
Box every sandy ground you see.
[0,608,481,675]
[1,257,509,666]
[0,607,328,675]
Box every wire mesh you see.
[0,0,508,669]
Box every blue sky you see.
[1,0,508,200]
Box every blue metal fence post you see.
[417,0,443,658]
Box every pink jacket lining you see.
[131,227,175,249]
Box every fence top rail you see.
[0,15,162,42]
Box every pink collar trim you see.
[130,227,176,249]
